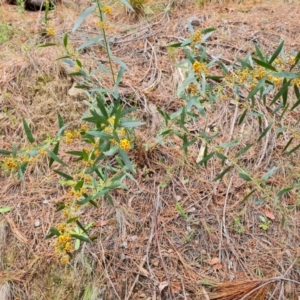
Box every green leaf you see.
[257,123,272,142]
[276,187,292,197]
[261,166,277,181]
[252,57,277,71]
[22,119,35,143]
[201,27,216,34]
[240,189,256,204]
[58,113,65,128]
[54,169,73,180]
[49,142,60,168]
[272,72,300,79]
[45,227,60,239]
[74,180,84,191]
[88,131,111,139]
[0,149,12,155]
[235,144,254,158]
[46,149,68,167]
[217,138,240,149]
[0,206,12,213]
[71,233,91,243]
[246,77,266,100]
[63,33,68,48]
[254,44,265,61]
[270,79,291,106]
[287,143,300,155]
[119,121,145,128]
[55,203,66,212]
[238,108,248,125]
[268,40,284,64]
[111,56,129,71]
[282,137,293,153]
[197,151,215,167]
[212,166,233,182]
[67,217,79,224]
[76,220,89,234]
[118,148,134,173]
[38,43,57,48]
[239,172,253,182]
[72,4,97,32]
[119,0,134,11]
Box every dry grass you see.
[0,0,300,299]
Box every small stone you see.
[34,219,41,227]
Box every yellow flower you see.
[187,83,198,95]
[46,27,55,36]
[97,21,109,30]
[108,116,115,125]
[58,234,71,244]
[60,255,70,264]
[119,139,130,151]
[64,242,72,253]
[74,64,81,72]
[101,6,111,14]
[292,78,300,87]
[38,148,47,156]
[192,30,202,43]
[57,224,67,233]
[192,61,207,75]
[94,149,101,156]
[2,156,18,170]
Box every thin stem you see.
[96,0,116,84]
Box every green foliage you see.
[0,23,14,44]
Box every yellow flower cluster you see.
[46,27,55,36]
[101,6,111,14]
[64,130,81,145]
[2,156,18,170]
[292,78,300,87]
[192,61,208,75]
[192,30,202,43]
[187,83,198,95]
[267,75,283,87]
[119,139,131,151]
[252,66,267,80]
[54,230,73,264]
[97,21,109,30]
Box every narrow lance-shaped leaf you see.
[268,40,284,64]
[276,187,293,197]
[282,137,294,153]
[240,189,256,204]
[72,4,97,32]
[212,166,233,182]
[54,169,73,180]
[239,172,253,182]
[287,143,300,155]
[71,233,91,243]
[46,149,68,167]
[235,144,254,158]
[252,57,277,71]
[119,0,134,11]
[254,44,265,61]
[49,142,60,168]
[45,227,60,239]
[238,108,248,125]
[63,33,68,48]
[270,79,291,106]
[257,123,272,142]
[246,77,266,100]
[118,148,135,173]
[261,166,277,181]
[22,118,35,143]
